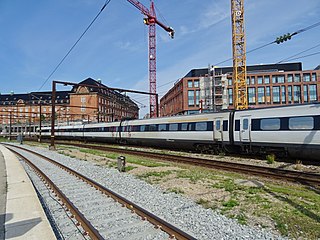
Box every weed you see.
[294,160,303,170]
[266,154,275,164]
[137,170,173,180]
[222,199,239,209]
[235,213,247,225]
[125,166,136,171]
[168,187,185,194]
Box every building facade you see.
[160,62,320,116]
[0,78,139,129]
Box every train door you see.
[240,116,251,143]
[214,118,223,142]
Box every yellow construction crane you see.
[231,0,248,110]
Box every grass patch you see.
[138,170,173,179]
[266,154,275,164]
[176,169,220,183]
[196,198,211,208]
[126,157,169,167]
[125,166,137,172]
[222,199,239,209]
[167,187,185,194]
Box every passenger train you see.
[40,103,320,161]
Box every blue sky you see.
[1,0,319,117]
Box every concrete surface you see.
[0,144,56,240]
[0,150,6,240]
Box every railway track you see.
[51,141,320,186]
[3,143,196,240]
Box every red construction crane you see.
[127,0,174,118]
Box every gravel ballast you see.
[7,143,284,240]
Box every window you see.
[243,119,249,130]
[294,74,301,82]
[188,90,194,106]
[81,97,86,103]
[287,74,293,83]
[281,86,286,103]
[288,86,292,103]
[159,124,167,131]
[277,75,285,83]
[266,87,271,103]
[312,73,317,81]
[248,87,256,104]
[303,73,310,82]
[194,80,199,88]
[187,80,193,88]
[257,76,263,84]
[246,77,250,85]
[309,85,317,101]
[228,89,233,104]
[195,90,200,106]
[149,124,157,131]
[216,120,221,130]
[251,77,255,85]
[258,87,265,104]
[140,125,145,132]
[293,86,301,103]
[261,118,280,130]
[303,85,308,102]
[195,122,207,131]
[272,76,276,83]
[228,78,232,86]
[223,120,228,131]
[181,123,188,131]
[272,86,280,103]
[169,123,178,131]
[289,117,313,130]
[264,76,270,84]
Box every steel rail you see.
[56,142,320,186]
[6,147,104,240]
[3,144,196,240]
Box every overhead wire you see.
[212,20,320,67]
[277,42,320,63]
[280,51,320,62]
[38,0,112,91]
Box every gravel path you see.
[6,143,284,240]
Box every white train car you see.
[233,103,320,160]
[120,111,230,151]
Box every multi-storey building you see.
[160,62,320,116]
[0,78,139,128]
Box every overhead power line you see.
[277,42,320,63]
[281,51,320,62]
[213,20,320,67]
[38,0,112,91]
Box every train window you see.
[140,125,146,132]
[261,118,280,130]
[195,122,207,131]
[207,121,213,131]
[181,123,188,131]
[149,124,158,131]
[235,120,240,131]
[289,117,314,130]
[216,120,221,130]
[169,123,178,131]
[159,124,167,131]
[223,120,228,131]
[243,119,249,130]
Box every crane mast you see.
[127,0,174,118]
[231,0,248,110]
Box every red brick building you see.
[0,78,139,128]
[160,62,320,116]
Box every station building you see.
[160,62,320,116]
[0,78,139,130]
